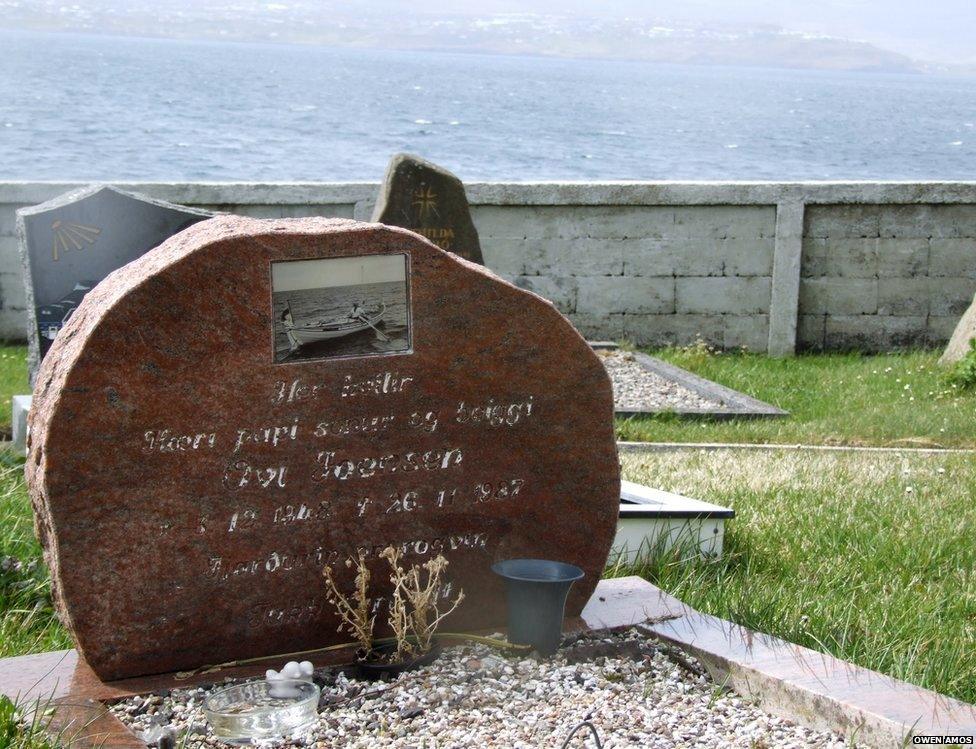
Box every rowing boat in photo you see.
[283,301,386,350]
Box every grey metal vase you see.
[492,558,585,656]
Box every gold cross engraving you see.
[51,220,101,261]
[412,186,438,222]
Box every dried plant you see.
[381,546,414,659]
[323,547,464,663]
[381,545,466,659]
[322,550,375,653]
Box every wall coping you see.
[1,181,976,206]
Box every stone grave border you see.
[2,576,973,747]
[619,441,976,455]
[614,480,734,564]
[593,343,788,420]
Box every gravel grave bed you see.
[111,627,855,748]
[598,350,724,413]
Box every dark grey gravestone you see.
[371,153,484,265]
[17,185,212,383]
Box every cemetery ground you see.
[0,345,27,439]
[618,346,976,448]
[2,343,976,742]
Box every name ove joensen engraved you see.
[136,370,538,623]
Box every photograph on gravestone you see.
[272,254,412,364]
[16,185,213,384]
[27,216,619,681]
[371,153,485,265]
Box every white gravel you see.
[599,350,724,413]
[112,627,857,748]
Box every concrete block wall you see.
[471,204,774,350]
[799,204,976,352]
[1,181,974,354]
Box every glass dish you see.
[203,679,319,745]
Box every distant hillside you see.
[378,18,925,73]
[0,1,939,74]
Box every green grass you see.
[0,458,68,660]
[0,454,66,749]
[0,347,62,682]
[0,346,27,435]
[617,347,976,448]
[616,449,976,705]
[0,692,73,749]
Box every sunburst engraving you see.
[51,220,101,261]
[412,186,438,222]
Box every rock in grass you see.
[940,292,976,365]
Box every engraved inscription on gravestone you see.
[27,216,618,680]
[17,185,212,383]
[371,153,485,265]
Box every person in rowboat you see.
[351,300,390,342]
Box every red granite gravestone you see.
[27,216,619,681]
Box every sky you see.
[272,255,407,292]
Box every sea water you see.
[1,29,975,181]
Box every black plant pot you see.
[492,558,585,656]
[354,641,442,681]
